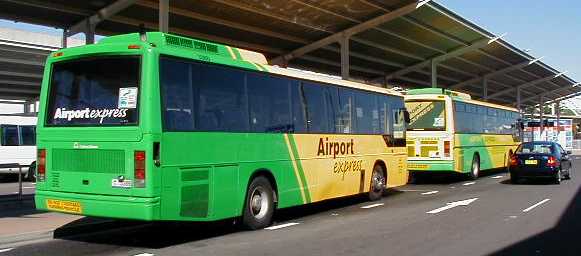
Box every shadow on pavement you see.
[0,195,40,218]
[55,191,403,249]
[489,185,581,255]
[411,168,507,185]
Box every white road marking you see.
[31,182,36,185]
[265,222,300,230]
[399,189,431,192]
[427,198,478,214]
[361,203,384,209]
[450,186,456,189]
[491,175,504,179]
[0,248,14,253]
[331,213,339,216]
[523,199,551,212]
[22,186,35,189]
[421,191,439,195]
[463,182,476,186]
[133,253,154,256]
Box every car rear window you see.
[517,143,555,154]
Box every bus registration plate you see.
[46,199,82,214]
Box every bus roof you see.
[405,88,519,112]
[52,32,402,98]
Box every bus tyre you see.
[369,164,386,201]
[242,176,275,230]
[468,155,480,180]
[26,163,36,182]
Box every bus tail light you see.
[443,141,451,157]
[38,149,46,181]
[134,151,146,188]
[547,156,559,168]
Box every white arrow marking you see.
[265,222,300,230]
[463,182,476,186]
[491,175,503,179]
[427,198,478,214]
[361,203,384,209]
[523,199,550,212]
[421,191,439,195]
[0,248,14,253]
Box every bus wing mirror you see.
[519,122,525,130]
[404,110,411,124]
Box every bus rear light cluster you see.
[38,149,46,181]
[443,141,451,157]
[134,151,146,188]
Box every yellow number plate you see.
[46,199,82,214]
[525,160,538,165]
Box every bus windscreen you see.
[405,100,446,131]
[46,56,140,126]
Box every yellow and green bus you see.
[35,32,409,229]
[405,88,522,180]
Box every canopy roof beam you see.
[67,0,137,36]
[384,35,504,81]
[450,58,542,89]
[486,72,566,100]
[271,0,431,65]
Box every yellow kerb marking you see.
[284,134,307,204]
[225,46,237,59]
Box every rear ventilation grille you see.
[179,168,209,218]
[52,149,125,174]
[50,172,60,188]
[165,35,218,54]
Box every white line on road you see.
[133,253,154,256]
[463,182,476,186]
[491,175,504,179]
[421,191,439,195]
[427,198,478,214]
[523,199,551,212]
[0,248,14,253]
[22,186,35,189]
[265,222,300,230]
[361,203,384,209]
[399,189,432,192]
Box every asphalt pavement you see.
[1,159,580,256]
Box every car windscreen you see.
[405,100,446,131]
[46,56,140,126]
[517,143,555,154]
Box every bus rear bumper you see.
[407,160,457,173]
[35,190,160,221]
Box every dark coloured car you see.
[509,141,572,184]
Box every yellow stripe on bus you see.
[284,134,307,204]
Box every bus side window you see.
[1,125,19,146]
[20,126,36,146]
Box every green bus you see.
[405,88,522,180]
[35,32,409,229]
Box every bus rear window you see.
[405,100,446,131]
[46,56,140,126]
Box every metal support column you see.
[431,59,438,88]
[159,0,169,33]
[556,101,561,137]
[482,77,488,101]
[85,22,95,44]
[339,35,350,80]
[539,95,545,140]
[517,87,522,113]
[62,30,68,48]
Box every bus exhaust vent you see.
[165,35,218,54]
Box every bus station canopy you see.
[0,0,578,107]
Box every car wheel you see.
[242,176,275,230]
[369,164,386,201]
[554,169,562,184]
[468,155,480,180]
[510,172,519,184]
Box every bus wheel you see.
[369,164,386,201]
[468,155,480,180]
[242,176,275,230]
[26,163,36,182]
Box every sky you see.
[0,1,579,113]
[439,0,581,83]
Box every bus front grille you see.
[52,149,125,174]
